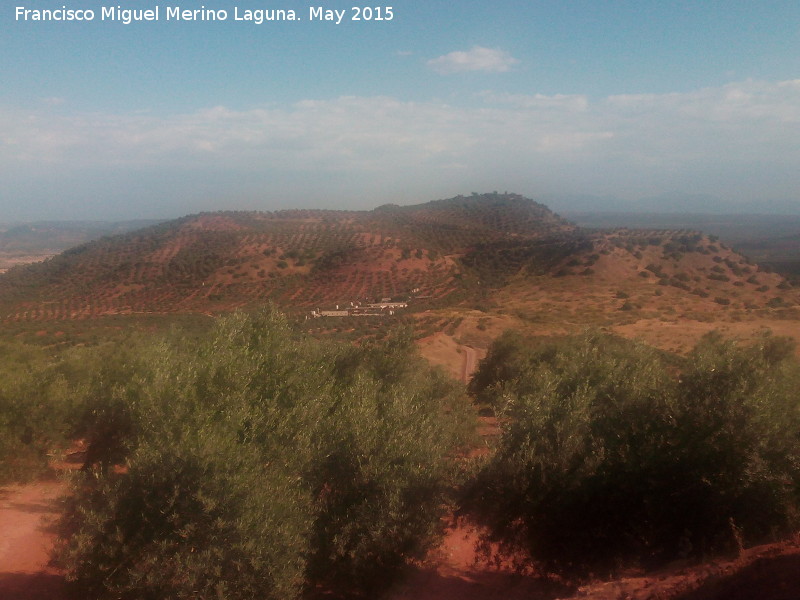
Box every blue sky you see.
[2,1,799,220]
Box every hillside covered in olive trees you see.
[0,193,797,326]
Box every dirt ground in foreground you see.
[0,476,67,600]
[385,523,800,600]
[1,470,799,600]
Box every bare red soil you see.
[385,522,800,600]
[0,477,66,600]
[2,469,799,600]
[572,536,800,600]
[386,523,574,600]
[676,551,800,600]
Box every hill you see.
[3,195,800,600]
[0,194,571,319]
[569,211,800,278]
[0,193,797,328]
[0,220,162,274]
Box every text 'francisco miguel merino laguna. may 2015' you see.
[15,5,395,25]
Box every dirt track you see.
[0,478,66,600]
[461,345,478,384]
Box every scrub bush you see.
[0,341,97,481]
[55,306,474,598]
[466,331,800,575]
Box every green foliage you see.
[0,341,105,481]
[768,297,786,308]
[55,306,474,598]
[58,434,311,600]
[467,330,531,407]
[460,236,594,286]
[0,317,216,482]
[466,331,800,575]
[673,272,690,282]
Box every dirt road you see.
[0,478,67,600]
[461,345,478,384]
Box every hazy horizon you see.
[2,1,799,220]
[5,190,800,225]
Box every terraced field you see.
[1,194,798,324]
[0,194,572,320]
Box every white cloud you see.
[479,91,589,112]
[427,46,519,74]
[2,79,799,217]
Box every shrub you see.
[468,330,530,408]
[56,308,474,598]
[645,263,662,275]
[58,432,311,600]
[465,331,800,576]
[0,341,118,482]
[670,279,691,291]
[767,297,785,308]
[0,356,70,481]
[674,272,690,282]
